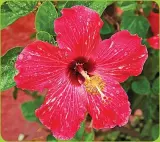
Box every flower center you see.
[67,57,96,86]
[67,56,107,99]
[76,64,106,100]
[76,65,105,94]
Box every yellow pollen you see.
[76,65,106,98]
[84,75,105,95]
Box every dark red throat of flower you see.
[67,57,106,99]
[67,56,96,86]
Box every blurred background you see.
[1,0,159,141]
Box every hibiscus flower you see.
[147,35,159,50]
[148,11,159,36]
[14,6,148,140]
[147,11,159,49]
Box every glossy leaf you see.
[131,95,146,111]
[131,76,150,95]
[47,134,57,142]
[0,47,23,91]
[57,1,68,15]
[21,96,44,122]
[100,19,114,35]
[75,122,85,140]
[121,11,150,38]
[116,1,137,11]
[143,55,159,80]
[36,1,58,35]
[7,1,37,15]
[64,1,113,15]
[36,31,55,44]
[151,124,159,140]
[140,119,152,137]
[0,1,36,29]
[88,1,114,15]
[143,96,157,121]
[142,1,152,16]
[152,77,159,95]
[0,3,19,30]
[83,130,94,141]
[65,1,92,8]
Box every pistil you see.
[76,65,106,100]
[96,86,107,101]
[76,64,90,80]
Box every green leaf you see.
[131,76,150,95]
[47,134,57,142]
[0,47,23,91]
[121,11,150,38]
[0,2,18,29]
[100,19,114,35]
[131,94,146,110]
[106,131,120,141]
[152,77,160,95]
[36,1,58,36]
[0,1,36,29]
[141,119,152,137]
[116,1,137,11]
[57,1,68,15]
[121,77,133,92]
[64,1,114,15]
[142,1,152,16]
[83,130,94,141]
[64,1,92,8]
[143,96,157,121]
[151,124,159,140]
[88,1,114,15]
[21,96,44,122]
[75,122,85,140]
[36,31,55,44]
[1,2,10,13]
[154,49,160,57]
[150,97,159,121]
[7,1,36,15]
[143,55,159,80]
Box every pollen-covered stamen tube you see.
[76,64,90,80]
[76,65,107,101]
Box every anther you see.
[76,65,106,98]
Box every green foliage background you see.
[0,0,159,141]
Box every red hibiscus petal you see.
[15,41,71,92]
[148,11,159,35]
[36,83,87,140]
[54,6,103,57]
[147,35,160,50]
[87,76,131,129]
[93,30,148,82]
[15,40,88,139]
